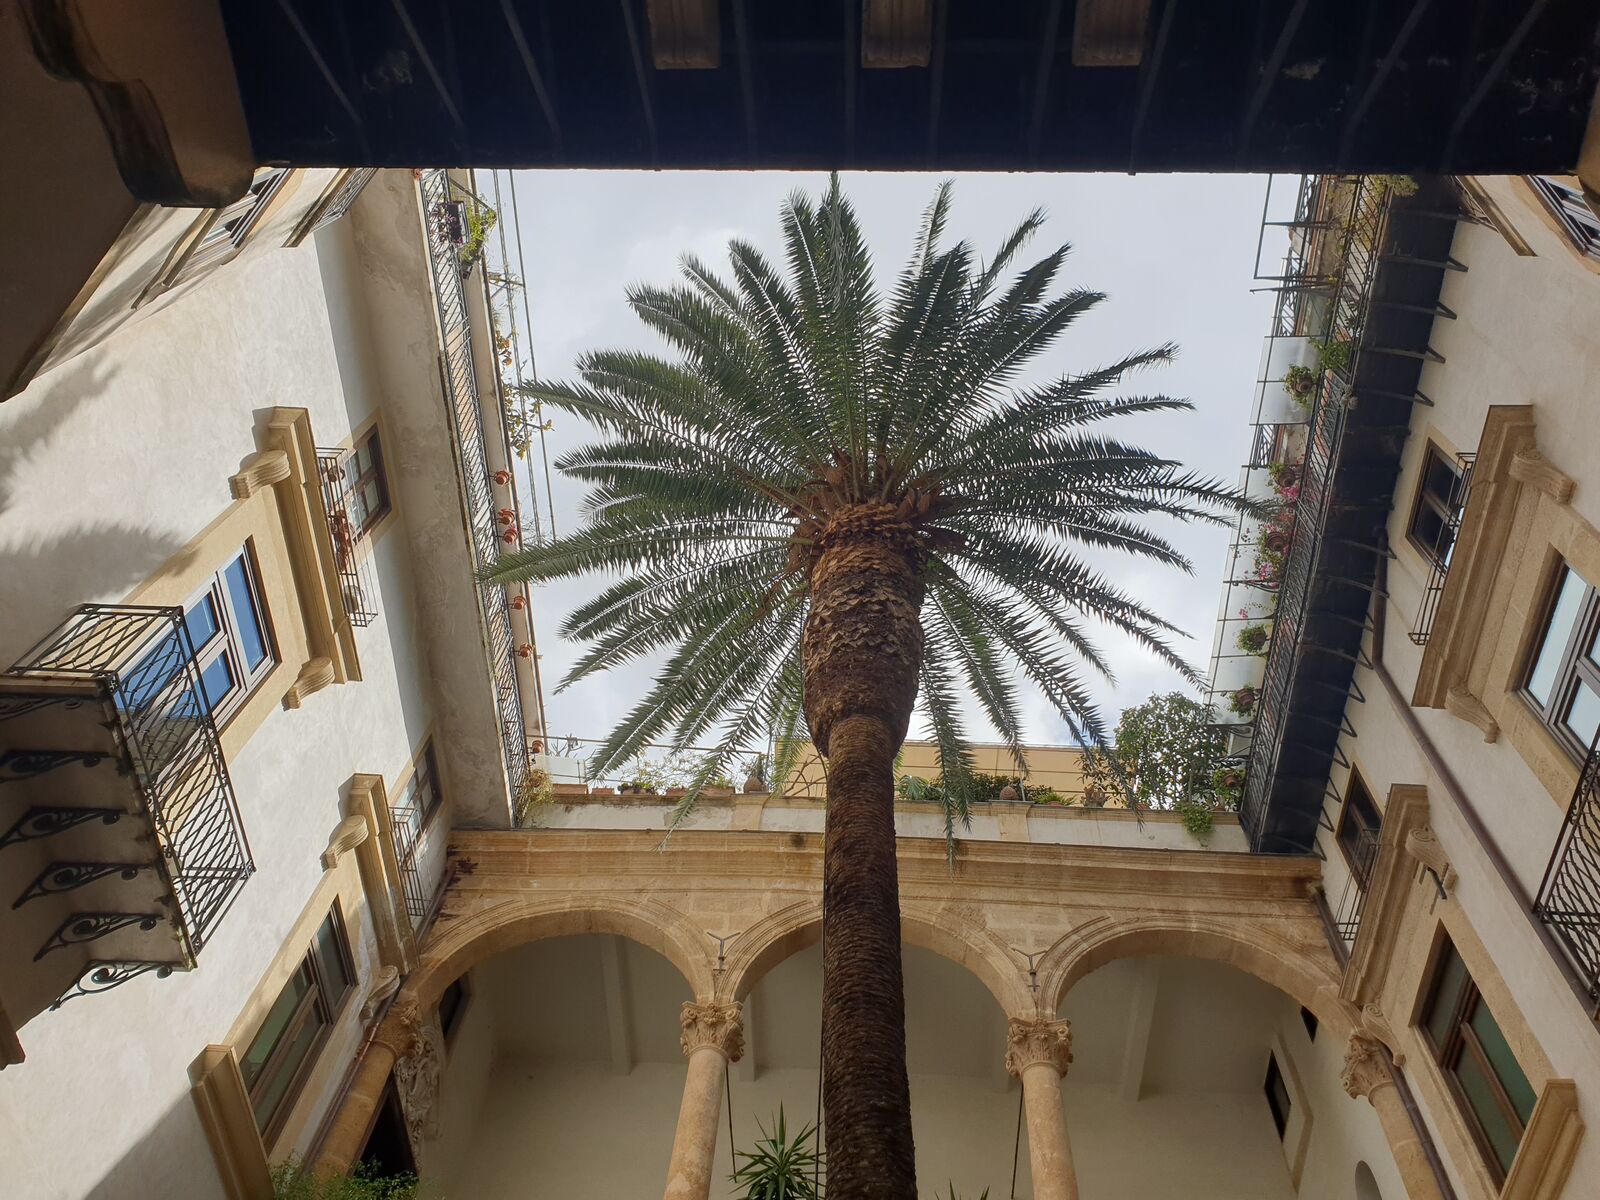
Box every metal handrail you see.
[315,449,380,628]
[1408,453,1477,646]
[1534,728,1600,1012]
[418,171,531,814]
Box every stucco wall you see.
[0,188,448,1200]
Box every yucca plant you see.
[731,1107,824,1199]
[482,177,1243,1198]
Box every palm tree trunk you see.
[803,505,925,1200]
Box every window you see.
[345,430,391,535]
[179,168,292,281]
[393,743,443,850]
[123,545,275,746]
[1300,1008,1319,1041]
[239,905,355,1140]
[438,975,468,1041]
[1418,937,1537,1181]
[1528,176,1600,259]
[1407,445,1468,566]
[1263,1053,1291,1139]
[1521,562,1600,758]
[289,168,378,247]
[1335,771,1382,891]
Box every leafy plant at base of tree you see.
[730,1108,824,1199]
[271,1162,420,1200]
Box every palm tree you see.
[482,177,1242,1199]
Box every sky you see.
[501,170,1283,759]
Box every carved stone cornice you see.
[1403,826,1456,895]
[1444,685,1499,743]
[320,813,370,870]
[1357,1003,1406,1067]
[229,450,291,499]
[284,657,336,709]
[679,1002,744,1061]
[1508,448,1576,503]
[1004,1017,1073,1078]
[1340,1033,1394,1104]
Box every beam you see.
[598,935,634,1076]
[731,0,758,155]
[618,0,661,164]
[1127,0,1178,169]
[1439,0,1552,169]
[390,0,466,133]
[1235,0,1311,164]
[499,0,564,153]
[1337,0,1433,166]
[1118,958,1160,1103]
[925,0,948,161]
[1028,0,1065,161]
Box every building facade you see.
[3,167,1599,1200]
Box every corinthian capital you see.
[680,1001,744,1062]
[1341,1033,1394,1104]
[1005,1017,1072,1078]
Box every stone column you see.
[314,1001,417,1175]
[1342,1035,1444,1200]
[663,1001,744,1200]
[1005,1017,1078,1200]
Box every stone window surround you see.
[1337,785,1583,1199]
[1411,405,1588,808]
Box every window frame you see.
[141,168,292,304]
[240,903,356,1143]
[184,543,278,723]
[346,428,392,537]
[1406,443,1467,568]
[1527,175,1600,260]
[1334,769,1383,892]
[393,742,444,852]
[1519,560,1600,762]
[1417,935,1535,1184]
[1263,1052,1291,1140]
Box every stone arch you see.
[400,893,717,1009]
[721,898,1032,1017]
[1038,913,1349,1032]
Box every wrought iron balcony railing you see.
[1535,730,1600,1014]
[316,448,380,628]
[388,797,449,934]
[1408,453,1476,647]
[0,605,254,1008]
[418,170,531,810]
[1331,824,1381,947]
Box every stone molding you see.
[1443,685,1499,743]
[679,1002,744,1061]
[259,407,362,687]
[1402,827,1456,895]
[360,965,401,1022]
[1414,406,1538,710]
[188,1045,272,1200]
[1508,448,1576,503]
[320,812,370,870]
[229,450,292,499]
[347,773,417,972]
[284,657,336,709]
[1357,1003,1406,1067]
[1005,1017,1072,1078]
[387,1002,445,1155]
[1341,785,1432,1006]
[1501,1079,1585,1200]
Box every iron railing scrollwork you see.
[1535,729,1600,1013]
[1408,453,1476,646]
[316,449,380,628]
[1,605,254,1003]
[419,170,531,810]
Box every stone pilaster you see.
[1342,1035,1444,1200]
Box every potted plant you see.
[1211,764,1246,805]
[743,752,768,793]
[1229,685,1259,717]
[1236,623,1270,655]
[1082,783,1108,809]
[730,1108,822,1199]
[1282,364,1317,402]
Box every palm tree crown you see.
[485,176,1239,810]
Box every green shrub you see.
[271,1161,421,1200]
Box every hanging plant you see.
[1236,623,1270,655]
[1211,764,1246,804]
[1229,685,1259,717]
[1283,364,1317,403]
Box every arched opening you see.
[425,933,696,1199]
[1057,955,1403,1200]
[728,941,1020,1199]
[1354,1160,1386,1200]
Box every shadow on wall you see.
[0,359,193,663]
[79,1092,229,1200]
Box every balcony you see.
[316,448,380,628]
[418,169,535,817]
[1535,733,1600,1015]
[0,606,253,1028]
[1209,174,1464,854]
[1408,452,1476,646]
